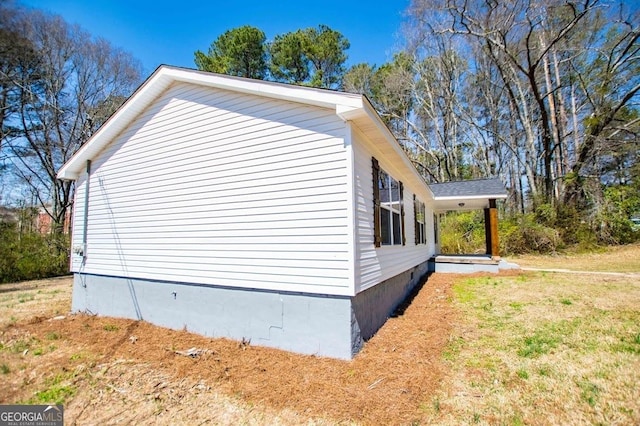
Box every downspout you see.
[73,160,91,288]
[72,160,91,288]
[81,160,91,258]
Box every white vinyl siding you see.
[351,127,436,293]
[70,82,352,295]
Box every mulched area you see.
[4,273,459,425]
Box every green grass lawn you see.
[422,270,640,425]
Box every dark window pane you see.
[379,171,390,206]
[393,212,401,245]
[379,170,389,191]
[390,178,399,203]
[381,209,391,245]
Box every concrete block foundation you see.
[72,260,430,360]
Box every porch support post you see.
[484,199,500,259]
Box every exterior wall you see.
[350,126,436,293]
[62,72,498,359]
[73,273,354,359]
[67,79,442,359]
[70,82,352,296]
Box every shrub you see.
[0,223,69,283]
[534,203,556,227]
[440,210,564,255]
[439,211,486,254]
[596,185,640,245]
[500,214,561,255]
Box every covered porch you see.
[427,178,519,273]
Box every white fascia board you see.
[57,65,365,181]
[432,194,508,201]
[169,67,364,111]
[336,103,366,121]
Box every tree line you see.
[392,0,639,245]
[194,24,350,89]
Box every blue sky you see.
[22,0,411,76]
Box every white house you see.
[57,66,507,359]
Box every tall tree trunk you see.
[542,38,563,200]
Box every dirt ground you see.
[0,273,459,425]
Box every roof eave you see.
[432,194,508,201]
[57,65,366,181]
[341,96,435,200]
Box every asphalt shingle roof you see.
[428,178,506,198]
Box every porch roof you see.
[429,178,507,211]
